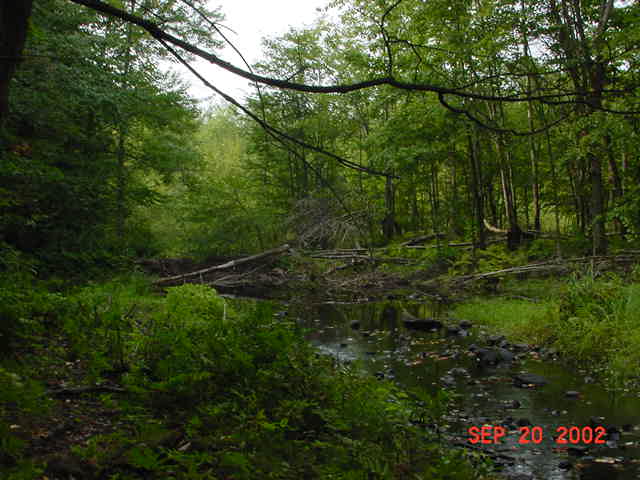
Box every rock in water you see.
[401,311,443,331]
[476,348,501,366]
[458,319,473,329]
[497,348,515,362]
[446,325,462,335]
[476,347,514,365]
[513,373,548,387]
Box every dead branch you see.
[450,254,640,285]
[400,233,447,246]
[48,385,127,397]
[153,245,290,286]
[483,219,508,234]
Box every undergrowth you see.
[0,275,489,479]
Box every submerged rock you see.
[446,324,462,335]
[497,348,515,362]
[401,312,443,331]
[513,373,548,387]
[502,399,522,409]
[568,445,589,456]
[441,375,456,387]
[475,348,501,365]
[558,460,572,470]
[512,343,531,352]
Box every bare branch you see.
[594,0,615,43]
[437,93,572,135]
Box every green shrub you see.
[0,271,66,354]
[0,366,48,472]
[63,273,157,377]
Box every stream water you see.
[287,299,640,480]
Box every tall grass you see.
[453,271,640,387]
[451,297,556,345]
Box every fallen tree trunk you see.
[48,385,126,397]
[400,233,446,246]
[154,244,290,286]
[405,239,503,249]
[449,253,640,286]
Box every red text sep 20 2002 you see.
[468,425,607,445]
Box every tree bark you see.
[0,0,34,125]
[468,125,486,249]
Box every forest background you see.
[1,0,640,478]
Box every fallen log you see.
[48,385,126,397]
[405,239,503,249]
[153,244,291,286]
[449,253,640,285]
[400,233,446,246]
[483,219,508,234]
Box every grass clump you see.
[551,272,640,385]
[451,297,555,345]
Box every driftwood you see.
[154,244,290,286]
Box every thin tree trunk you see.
[468,125,486,249]
[0,0,33,125]
[605,134,625,237]
[521,0,541,232]
[544,128,562,257]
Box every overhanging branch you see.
[68,0,611,106]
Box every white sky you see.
[176,0,330,106]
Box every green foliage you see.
[53,278,484,479]
[450,244,529,276]
[0,366,48,474]
[63,273,157,378]
[451,297,555,344]
[141,107,284,258]
[552,273,640,386]
[2,0,203,271]
[0,265,67,354]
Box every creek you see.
[286,299,640,480]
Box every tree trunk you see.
[0,0,34,125]
[605,134,625,237]
[468,126,486,249]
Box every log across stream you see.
[285,299,640,480]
